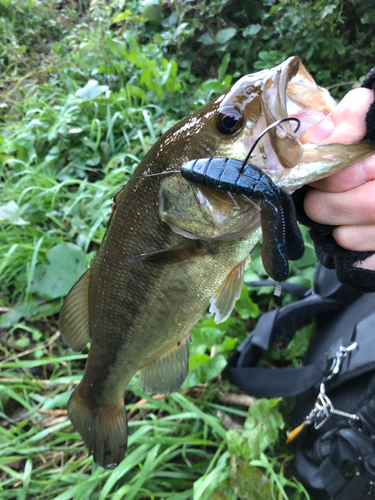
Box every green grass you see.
[3,0,372,498]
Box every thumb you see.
[300,88,373,145]
[300,115,335,144]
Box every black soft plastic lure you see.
[180,119,304,282]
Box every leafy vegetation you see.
[0,0,373,498]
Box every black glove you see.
[292,68,375,293]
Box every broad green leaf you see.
[199,79,229,95]
[0,201,29,225]
[361,9,375,23]
[15,336,30,348]
[106,37,128,58]
[0,300,55,327]
[0,307,23,327]
[283,324,316,360]
[76,80,109,100]
[191,326,224,346]
[183,354,227,388]
[112,10,131,23]
[227,398,284,461]
[217,336,237,353]
[216,28,237,44]
[243,24,262,37]
[188,353,210,371]
[198,32,215,45]
[235,285,259,319]
[125,85,148,100]
[230,457,272,500]
[31,242,87,299]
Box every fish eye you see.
[216,106,243,135]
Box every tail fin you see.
[68,387,127,469]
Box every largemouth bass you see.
[59,56,375,468]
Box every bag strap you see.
[227,293,342,397]
[227,266,369,398]
[227,360,321,398]
[245,280,308,298]
[236,293,340,365]
[318,454,375,500]
[319,457,375,499]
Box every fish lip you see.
[277,56,301,115]
[246,56,303,177]
[262,55,302,127]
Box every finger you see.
[354,253,375,271]
[333,225,375,252]
[304,180,375,225]
[309,154,375,192]
[300,88,373,145]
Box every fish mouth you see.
[244,56,336,180]
[265,57,336,162]
[282,56,336,137]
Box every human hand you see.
[300,88,375,270]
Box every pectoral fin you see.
[59,268,91,351]
[125,240,204,265]
[210,257,249,323]
[139,338,189,395]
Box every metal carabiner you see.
[326,342,358,380]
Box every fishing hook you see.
[239,117,301,173]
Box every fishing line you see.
[239,117,301,174]
[236,116,301,295]
[227,192,240,210]
[240,194,261,211]
[126,118,301,184]
[126,170,181,183]
[125,118,300,230]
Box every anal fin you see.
[209,256,249,323]
[59,268,91,351]
[139,338,189,395]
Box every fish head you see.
[159,57,374,242]
[168,56,373,192]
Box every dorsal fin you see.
[59,268,91,351]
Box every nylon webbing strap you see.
[227,292,341,397]
[320,456,375,500]
[227,363,321,398]
[338,474,373,500]
[319,458,347,497]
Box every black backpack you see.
[228,265,375,500]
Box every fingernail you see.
[301,116,335,143]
